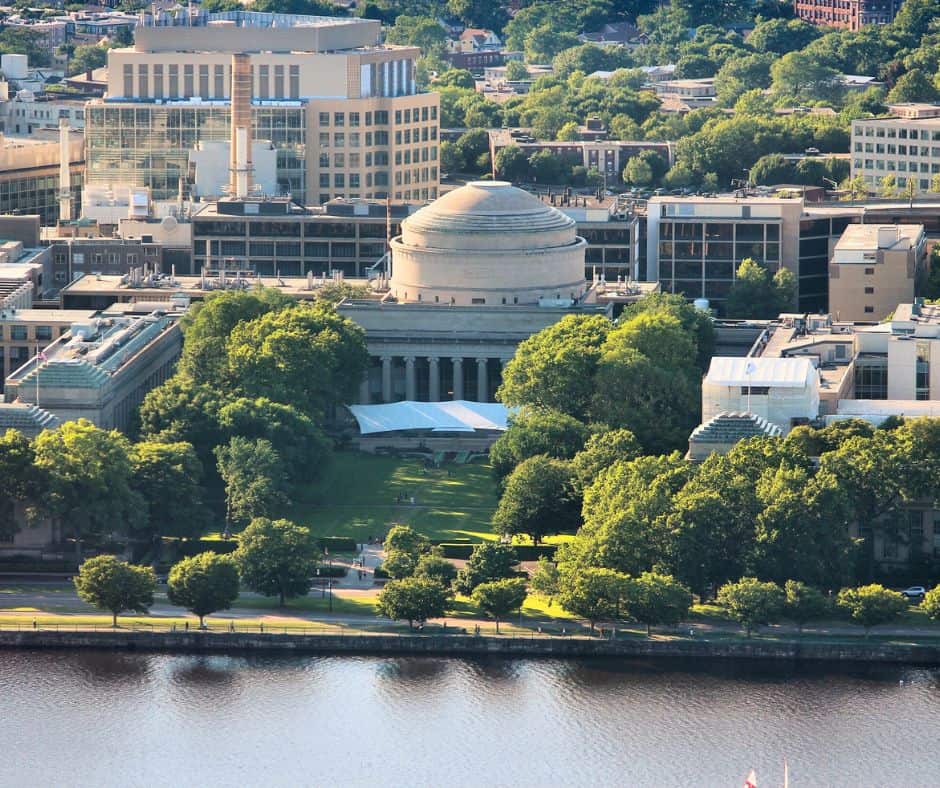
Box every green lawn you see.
[285,451,501,542]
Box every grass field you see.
[285,451,501,542]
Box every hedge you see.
[437,544,557,561]
[317,536,358,553]
[314,565,348,578]
[175,539,238,557]
[0,558,78,573]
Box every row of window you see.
[317,106,438,128]
[318,147,438,169]
[855,158,940,173]
[318,127,438,148]
[0,325,56,340]
[858,125,940,140]
[122,63,302,101]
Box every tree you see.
[880,174,899,198]
[749,154,793,186]
[494,144,529,182]
[770,52,841,103]
[453,129,490,173]
[529,556,560,601]
[440,140,462,174]
[447,0,507,31]
[216,397,331,486]
[435,69,476,90]
[226,302,368,419]
[783,580,829,635]
[570,428,643,491]
[887,69,939,104]
[68,44,108,76]
[235,517,319,606]
[716,577,784,637]
[382,550,420,580]
[837,584,907,637]
[504,60,529,81]
[33,420,144,558]
[920,586,940,621]
[414,553,458,589]
[453,542,519,595]
[73,556,156,627]
[489,407,590,484]
[493,456,580,545]
[556,121,580,142]
[622,156,654,187]
[497,314,612,420]
[137,378,223,469]
[558,567,630,633]
[167,552,240,627]
[385,15,447,53]
[724,258,795,319]
[378,577,448,629]
[131,441,208,539]
[528,149,566,182]
[748,18,820,55]
[384,524,430,559]
[524,25,580,65]
[624,572,690,636]
[472,579,528,633]
[0,429,44,540]
[215,437,289,531]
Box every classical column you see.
[428,356,440,401]
[381,355,393,402]
[476,357,488,403]
[359,372,370,405]
[451,357,464,400]
[404,355,417,401]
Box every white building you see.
[701,356,820,433]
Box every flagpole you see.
[35,344,40,407]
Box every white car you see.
[901,586,927,600]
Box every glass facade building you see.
[86,103,305,202]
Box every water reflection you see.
[2,651,940,788]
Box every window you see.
[334,112,345,127]
[153,64,163,99]
[10,326,27,341]
[334,173,345,187]
[123,64,133,96]
[289,65,299,99]
[864,306,874,313]
[184,65,194,97]
[274,65,284,98]
[350,112,359,127]
[214,65,225,98]
[199,65,209,97]
[168,64,179,97]
[864,286,874,294]
[319,112,330,125]
[864,267,875,275]
[35,326,52,341]
[259,65,269,99]
[138,64,148,97]
[334,133,345,147]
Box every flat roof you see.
[0,309,96,322]
[705,356,815,388]
[348,400,509,434]
[834,224,923,252]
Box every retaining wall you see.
[3,630,940,665]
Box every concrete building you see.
[0,92,86,135]
[829,224,926,322]
[851,108,940,195]
[0,307,96,386]
[191,196,412,278]
[337,181,610,404]
[0,132,84,225]
[4,305,184,431]
[794,0,899,30]
[85,10,440,206]
[645,195,866,314]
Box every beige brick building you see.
[828,224,926,322]
[85,10,440,206]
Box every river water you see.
[1,650,937,787]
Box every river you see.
[1,650,937,787]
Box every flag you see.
[744,360,756,376]
[37,350,47,362]
[744,770,757,788]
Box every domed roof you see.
[402,181,575,237]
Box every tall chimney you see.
[230,53,253,199]
[58,119,72,223]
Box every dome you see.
[389,181,587,307]
[400,181,577,252]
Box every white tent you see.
[348,400,509,434]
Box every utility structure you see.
[58,119,72,223]
[229,53,253,199]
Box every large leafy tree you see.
[378,577,448,629]
[837,584,906,637]
[570,428,642,492]
[235,517,319,606]
[33,420,144,557]
[493,455,580,545]
[73,555,156,627]
[489,407,591,484]
[725,258,796,319]
[226,302,368,418]
[472,579,528,633]
[131,441,209,539]
[215,397,331,485]
[453,542,519,595]
[717,577,785,637]
[167,552,241,627]
[497,314,612,420]
[0,430,45,540]
[558,567,630,632]
[623,572,691,636]
[215,437,290,530]
[137,378,223,467]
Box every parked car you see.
[901,586,927,600]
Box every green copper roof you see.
[22,359,110,389]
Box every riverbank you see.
[6,628,940,665]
